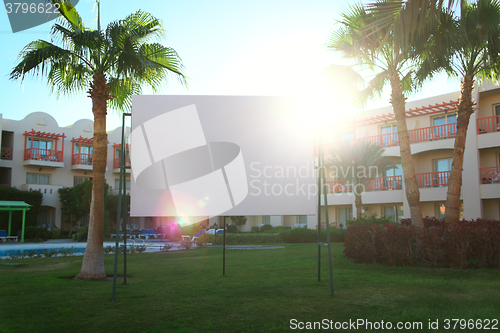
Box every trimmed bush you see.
[343,219,500,268]
[207,233,282,245]
[25,226,51,241]
[76,225,89,242]
[348,213,397,227]
[260,224,273,232]
[226,225,238,233]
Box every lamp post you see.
[213,222,218,244]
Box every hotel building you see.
[0,83,499,233]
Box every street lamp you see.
[213,222,218,244]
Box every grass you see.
[0,243,499,333]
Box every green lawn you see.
[0,243,499,333]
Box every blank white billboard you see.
[130,95,315,222]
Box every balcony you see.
[23,130,65,168]
[415,171,450,187]
[477,115,500,134]
[318,123,457,154]
[1,147,13,160]
[324,176,402,193]
[113,157,131,172]
[324,172,452,193]
[480,166,500,184]
[23,148,64,168]
[71,153,93,170]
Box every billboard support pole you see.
[223,217,226,276]
[318,135,335,297]
[317,137,321,282]
[112,112,131,300]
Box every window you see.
[340,133,354,141]
[115,179,130,190]
[435,202,464,220]
[385,164,402,177]
[380,124,398,145]
[434,158,452,186]
[264,216,271,225]
[384,205,404,223]
[26,173,49,185]
[74,176,92,186]
[338,207,352,228]
[74,143,93,155]
[433,114,457,138]
[494,104,500,116]
[27,138,52,150]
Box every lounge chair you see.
[139,229,151,239]
[148,229,163,239]
[0,230,17,242]
[181,229,206,242]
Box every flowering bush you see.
[344,219,500,268]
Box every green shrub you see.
[260,224,273,232]
[250,226,259,233]
[25,225,51,241]
[226,225,238,233]
[266,226,285,233]
[76,225,89,242]
[347,213,397,227]
[51,228,62,239]
[207,233,282,245]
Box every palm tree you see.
[327,4,425,227]
[327,141,392,217]
[10,1,186,280]
[415,0,500,223]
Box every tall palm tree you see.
[415,0,500,223]
[10,1,186,280]
[327,141,392,217]
[327,4,425,227]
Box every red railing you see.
[364,175,403,191]
[477,115,500,134]
[24,148,63,162]
[113,157,131,169]
[324,176,403,193]
[324,180,352,193]
[72,153,93,165]
[480,166,500,184]
[317,123,457,155]
[416,171,451,187]
[1,147,13,160]
[409,123,457,143]
[358,133,399,147]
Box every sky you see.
[0,0,461,132]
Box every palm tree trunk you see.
[77,74,109,280]
[354,193,362,217]
[388,69,424,228]
[444,75,474,224]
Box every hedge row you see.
[202,228,346,245]
[344,219,500,268]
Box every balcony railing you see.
[24,148,63,162]
[325,176,403,193]
[409,123,457,143]
[113,157,131,169]
[364,175,403,191]
[416,171,450,187]
[1,147,13,160]
[480,166,500,184]
[477,115,500,134]
[325,180,352,193]
[72,153,93,165]
[318,123,457,154]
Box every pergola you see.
[0,201,32,243]
[353,100,460,126]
